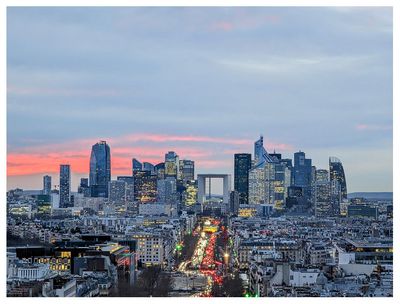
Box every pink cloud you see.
[355,124,392,131]
[211,21,235,31]
[209,13,280,32]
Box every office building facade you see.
[234,154,252,205]
[89,141,111,198]
[43,175,51,195]
[179,160,195,182]
[59,164,71,208]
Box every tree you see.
[212,273,243,297]
[136,266,161,295]
[153,272,173,297]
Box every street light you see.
[223,252,230,265]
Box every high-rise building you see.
[269,152,282,160]
[165,151,179,178]
[311,166,317,184]
[59,164,71,208]
[78,178,91,197]
[89,141,111,198]
[329,157,347,216]
[229,190,240,216]
[273,161,291,210]
[234,153,252,204]
[108,180,127,213]
[133,171,157,203]
[117,176,135,203]
[182,180,198,207]
[179,160,195,182]
[80,178,89,188]
[154,163,165,180]
[143,162,155,173]
[248,136,290,210]
[329,156,347,200]
[315,169,329,182]
[249,136,275,206]
[43,175,51,195]
[157,177,177,203]
[293,151,313,201]
[314,180,332,217]
[132,158,142,174]
[254,135,274,166]
[312,168,331,217]
[281,158,294,186]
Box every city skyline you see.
[7,135,375,194]
[5,5,394,299]
[7,7,392,192]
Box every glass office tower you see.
[59,164,71,208]
[329,156,347,199]
[89,140,111,198]
[234,153,252,204]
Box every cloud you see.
[119,133,253,146]
[7,132,294,177]
[6,7,392,192]
[216,54,375,76]
[211,21,234,32]
[7,85,120,98]
[209,12,280,32]
[355,124,392,131]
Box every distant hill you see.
[348,192,393,200]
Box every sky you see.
[7,7,393,193]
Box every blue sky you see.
[7,7,393,192]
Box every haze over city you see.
[7,7,392,192]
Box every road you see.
[177,218,224,297]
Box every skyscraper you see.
[108,180,127,213]
[234,153,252,204]
[133,171,157,203]
[89,141,111,197]
[143,162,155,173]
[314,180,332,217]
[254,135,274,165]
[154,162,165,180]
[165,151,179,178]
[249,136,275,206]
[182,180,197,207]
[315,169,329,182]
[179,160,195,182]
[329,157,347,200]
[78,178,90,197]
[59,164,71,208]
[281,158,294,186]
[273,161,291,210]
[157,177,177,203]
[229,190,240,216]
[43,175,51,195]
[293,151,313,201]
[329,157,347,216]
[132,158,142,174]
[117,176,135,203]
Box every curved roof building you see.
[329,156,347,199]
